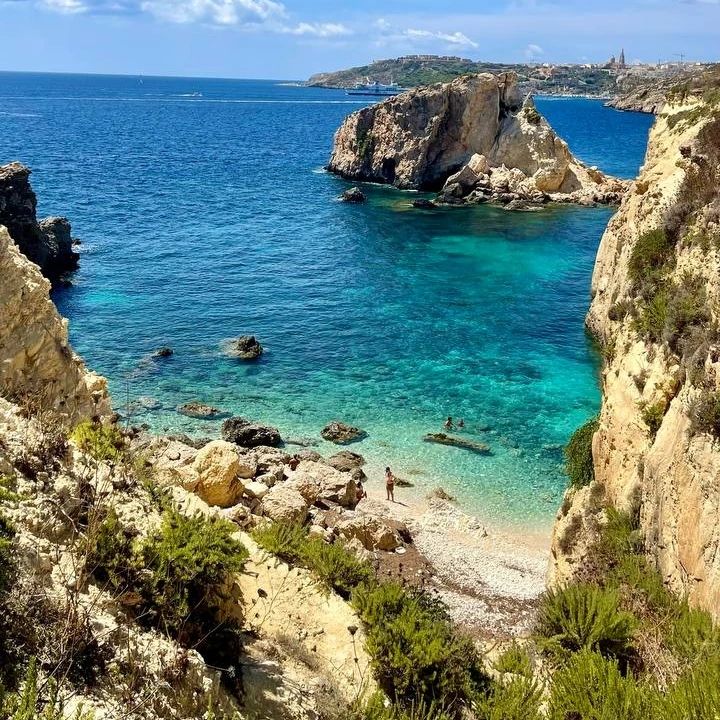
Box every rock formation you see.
[328,73,627,206]
[321,420,367,444]
[221,416,282,447]
[0,162,80,280]
[0,225,109,424]
[549,94,720,616]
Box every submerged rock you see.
[423,433,490,454]
[326,450,365,473]
[321,421,367,445]
[231,335,263,360]
[340,186,366,203]
[177,402,221,419]
[222,416,282,448]
[153,346,174,359]
[411,198,436,209]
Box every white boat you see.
[345,79,406,97]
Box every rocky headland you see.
[0,161,81,281]
[549,86,720,616]
[328,73,627,208]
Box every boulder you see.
[153,347,173,359]
[192,440,245,507]
[412,198,436,209]
[262,485,309,524]
[326,450,365,473]
[177,402,221,419]
[321,421,367,445]
[232,335,263,360]
[222,417,282,448]
[340,186,366,203]
[290,460,358,508]
[294,449,323,463]
[244,480,270,501]
[148,438,199,491]
[335,514,402,552]
[423,433,490,455]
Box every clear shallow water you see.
[0,74,653,527]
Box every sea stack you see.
[0,162,81,280]
[328,72,627,206]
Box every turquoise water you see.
[0,74,654,526]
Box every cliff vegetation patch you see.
[564,415,598,488]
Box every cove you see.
[0,75,654,527]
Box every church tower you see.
[619,49,626,67]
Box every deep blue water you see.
[0,73,654,525]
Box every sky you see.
[0,0,718,79]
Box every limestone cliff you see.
[0,225,109,424]
[328,73,626,206]
[0,162,80,280]
[549,94,720,616]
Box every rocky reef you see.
[0,162,81,281]
[328,73,627,207]
[549,89,720,616]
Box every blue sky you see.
[1,0,718,78]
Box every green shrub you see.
[85,507,247,685]
[640,400,666,438]
[352,582,487,713]
[535,584,637,662]
[253,521,308,564]
[71,421,125,462]
[254,522,373,597]
[666,604,720,663]
[664,275,709,351]
[658,656,720,719]
[691,390,720,437]
[628,229,674,290]
[547,650,649,720]
[350,692,451,720]
[633,288,669,342]
[0,512,15,595]
[475,675,543,720]
[493,643,533,678]
[300,537,373,598]
[138,510,248,639]
[564,416,598,488]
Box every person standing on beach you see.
[385,466,395,502]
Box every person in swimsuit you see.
[385,466,395,502]
[444,416,453,430]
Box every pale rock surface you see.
[328,73,627,205]
[0,226,110,425]
[549,99,720,617]
[262,485,309,524]
[192,439,245,507]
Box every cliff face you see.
[550,97,720,615]
[327,73,627,205]
[0,225,109,424]
[0,162,79,280]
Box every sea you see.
[0,73,654,528]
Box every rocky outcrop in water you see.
[328,73,627,206]
[0,162,80,280]
[549,94,720,616]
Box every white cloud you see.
[284,21,351,37]
[403,28,478,49]
[140,0,285,25]
[42,0,87,13]
[524,42,544,59]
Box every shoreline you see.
[360,477,550,637]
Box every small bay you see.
[0,74,653,527]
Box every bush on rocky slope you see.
[564,416,598,488]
